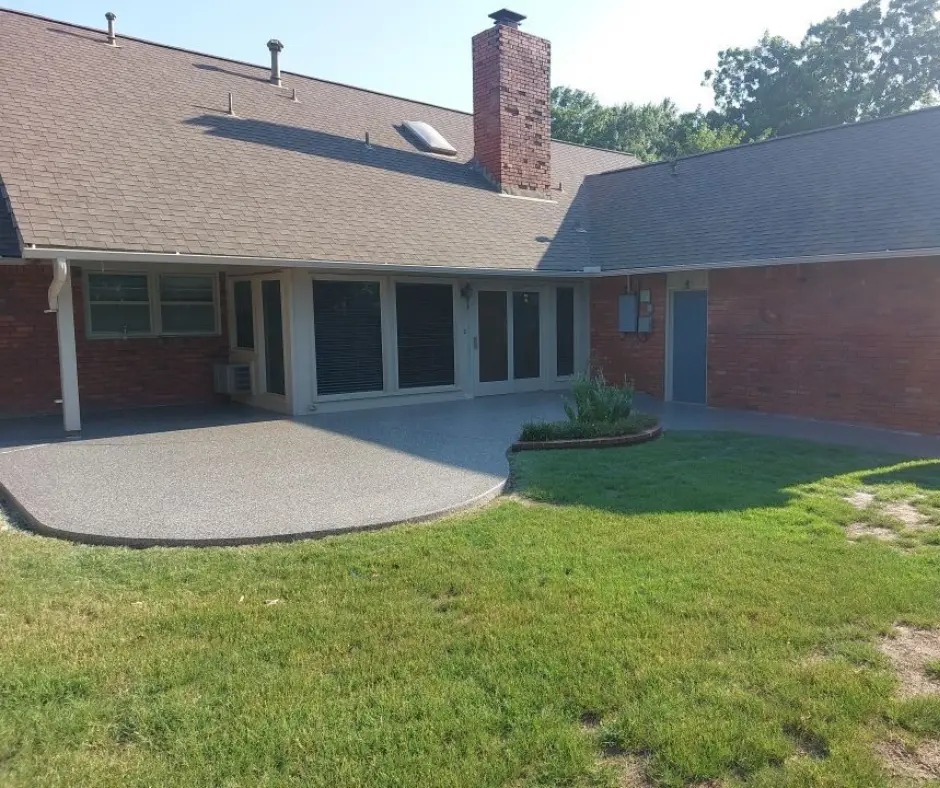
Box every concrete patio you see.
[2,392,940,546]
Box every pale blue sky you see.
[6,0,851,111]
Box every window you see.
[314,280,384,395]
[87,273,152,336]
[396,283,455,389]
[556,287,575,377]
[232,280,255,349]
[85,272,219,338]
[159,275,216,335]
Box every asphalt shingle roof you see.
[0,9,636,272]
[587,107,940,272]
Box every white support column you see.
[51,258,81,432]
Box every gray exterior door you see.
[671,290,707,404]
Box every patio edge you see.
[0,477,508,548]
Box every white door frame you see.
[472,284,548,396]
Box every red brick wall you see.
[708,258,940,433]
[0,263,228,418]
[471,22,551,193]
[0,264,61,415]
[589,259,940,434]
[590,275,666,397]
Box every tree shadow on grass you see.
[859,462,940,492]
[511,431,940,515]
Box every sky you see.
[5,0,854,112]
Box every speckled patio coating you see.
[2,392,940,546]
[0,393,566,546]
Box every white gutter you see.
[591,247,940,277]
[45,257,68,312]
[20,244,940,279]
[20,246,593,278]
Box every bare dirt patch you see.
[876,737,940,782]
[846,523,898,542]
[883,501,931,530]
[846,490,875,510]
[597,752,653,788]
[879,627,940,698]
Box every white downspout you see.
[46,258,82,433]
[46,256,68,313]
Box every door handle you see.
[473,336,478,350]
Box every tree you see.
[706,0,940,139]
[551,87,744,161]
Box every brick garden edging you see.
[510,424,662,452]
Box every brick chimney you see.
[472,9,551,194]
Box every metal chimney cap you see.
[488,9,526,27]
[105,11,116,21]
[267,39,284,52]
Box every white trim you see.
[54,259,81,432]
[22,244,940,279]
[24,246,592,277]
[665,274,708,403]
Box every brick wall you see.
[708,258,940,433]
[589,259,940,434]
[590,275,666,396]
[471,21,551,193]
[0,262,228,418]
[0,264,60,415]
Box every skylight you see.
[403,121,457,156]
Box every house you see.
[1,8,939,436]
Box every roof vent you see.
[402,121,457,156]
[105,11,117,45]
[267,39,283,86]
[489,9,526,28]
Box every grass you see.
[518,413,658,442]
[3,433,940,787]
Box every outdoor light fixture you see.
[460,283,473,304]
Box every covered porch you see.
[36,256,590,432]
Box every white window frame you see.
[84,270,221,339]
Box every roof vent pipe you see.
[105,11,117,45]
[267,39,283,86]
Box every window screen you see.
[159,275,216,334]
[556,287,575,377]
[87,273,152,335]
[233,281,255,349]
[512,291,540,380]
[396,283,454,389]
[314,281,384,395]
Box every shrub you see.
[563,371,635,424]
[518,414,658,443]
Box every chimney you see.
[472,9,551,194]
[105,11,116,45]
[267,39,284,86]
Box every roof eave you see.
[20,246,595,278]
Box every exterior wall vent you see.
[403,121,458,156]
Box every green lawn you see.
[3,433,940,787]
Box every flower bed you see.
[511,415,661,452]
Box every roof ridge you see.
[0,6,476,118]
[0,6,637,157]
[591,103,940,178]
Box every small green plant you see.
[925,660,940,681]
[563,371,635,424]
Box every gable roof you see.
[587,106,940,272]
[0,8,636,273]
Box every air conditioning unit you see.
[214,363,253,395]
